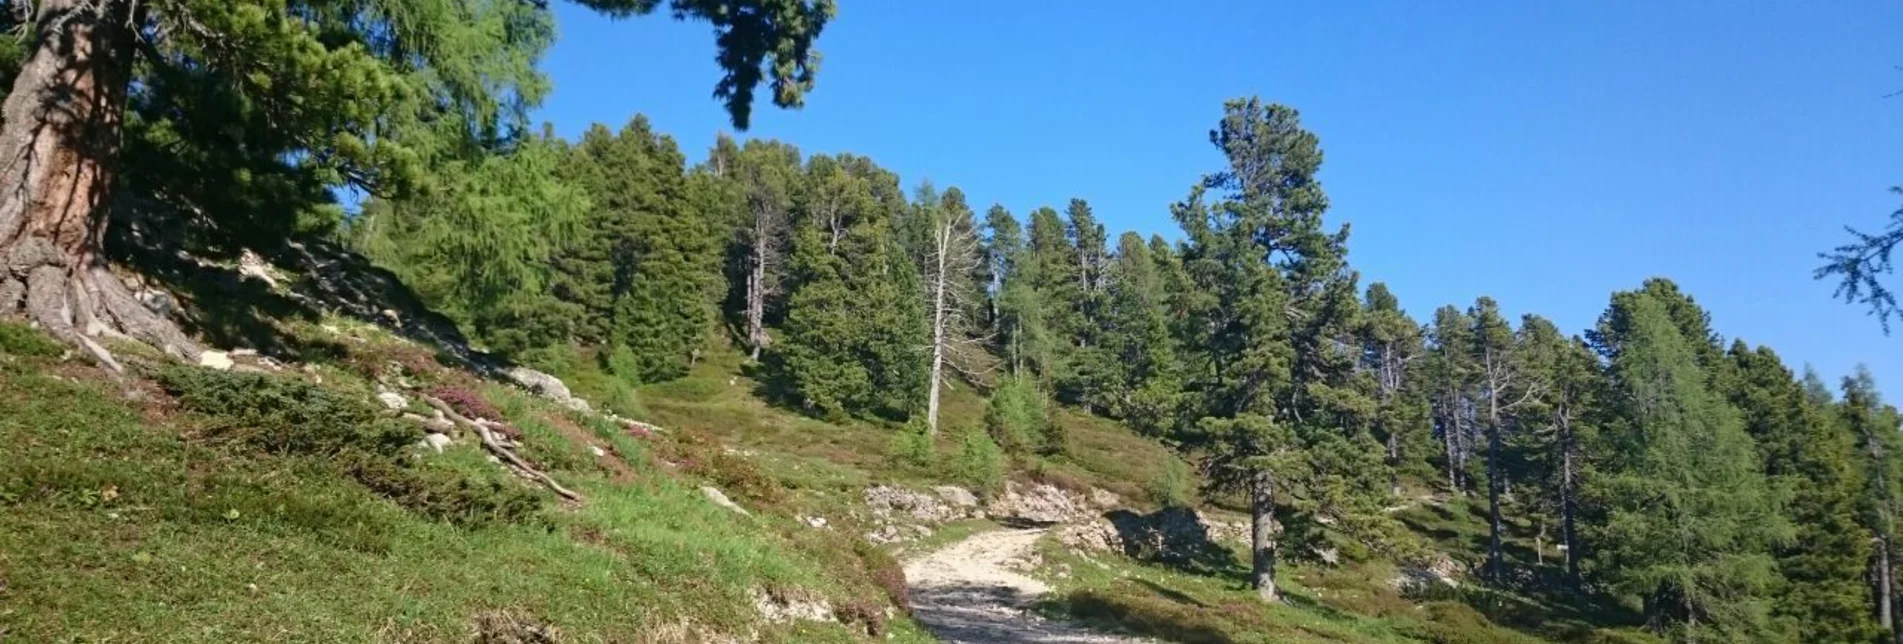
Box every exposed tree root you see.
[418,393,585,503]
[3,237,203,372]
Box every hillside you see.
[1,241,1654,644]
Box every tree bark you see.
[0,0,199,364]
[1879,536,1895,638]
[1486,414,1505,582]
[925,224,949,435]
[744,216,768,361]
[1250,469,1280,602]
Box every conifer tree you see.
[1468,297,1540,582]
[1589,291,1786,640]
[1721,343,1877,643]
[0,0,834,363]
[1843,366,1903,641]
[1025,205,1082,385]
[1425,305,1478,493]
[728,139,803,361]
[1100,232,1182,433]
[1357,283,1430,494]
[777,154,925,420]
[1515,317,1600,583]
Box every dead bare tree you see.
[922,199,987,435]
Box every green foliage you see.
[1587,292,1787,640]
[889,417,936,468]
[1148,456,1196,509]
[985,374,1051,456]
[154,366,417,457]
[954,426,1006,496]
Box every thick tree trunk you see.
[0,0,199,365]
[1250,469,1280,602]
[744,227,768,361]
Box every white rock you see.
[701,486,750,516]
[376,391,408,411]
[932,485,980,508]
[800,515,829,529]
[230,348,259,357]
[198,350,233,371]
[589,445,607,457]
[421,433,452,453]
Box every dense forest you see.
[343,97,1903,641]
[1,1,1900,642]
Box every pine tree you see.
[1425,305,1479,493]
[777,154,926,420]
[0,0,833,363]
[1468,297,1540,582]
[1515,317,1600,583]
[1356,284,1431,495]
[1173,98,1381,602]
[727,139,803,361]
[1720,343,1877,643]
[1843,366,1903,641]
[1099,232,1182,434]
[1589,291,1786,640]
[1025,205,1083,386]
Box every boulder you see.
[504,367,594,413]
[984,481,1087,524]
[197,350,232,371]
[864,485,965,524]
[931,485,980,509]
[376,391,408,411]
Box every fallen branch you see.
[418,393,583,503]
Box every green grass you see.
[0,321,924,642]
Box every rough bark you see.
[1880,537,1895,638]
[1559,410,1581,582]
[745,224,768,361]
[0,0,201,366]
[1250,469,1280,602]
[1485,413,1505,581]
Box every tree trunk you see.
[925,225,949,436]
[1486,417,1505,582]
[1559,412,1581,582]
[0,0,199,365]
[1879,537,1895,638]
[1250,469,1280,602]
[745,224,768,361]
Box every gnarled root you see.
[3,237,201,371]
[417,393,584,503]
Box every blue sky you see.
[536,1,1903,401]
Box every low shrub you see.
[953,427,1005,496]
[887,417,935,468]
[0,321,63,358]
[347,455,544,527]
[156,366,416,457]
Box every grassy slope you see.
[0,321,930,643]
[2,309,1658,644]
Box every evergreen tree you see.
[1843,366,1903,641]
[1025,205,1083,386]
[727,139,803,361]
[1589,291,1786,640]
[1721,343,1877,643]
[1468,297,1539,582]
[1357,283,1431,494]
[1425,305,1479,493]
[1173,98,1383,602]
[777,154,926,420]
[1099,232,1183,434]
[0,0,834,362]
[1515,316,1600,583]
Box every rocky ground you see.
[903,528,1155,644]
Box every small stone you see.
[197,350,233,371]
[375,391,408,411]
[800,515,828,529]
[230,348,259,357]
[421,433,452,453]
[701,486,750,516]
[589,445,607,457]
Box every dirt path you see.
[904,528,1153,644]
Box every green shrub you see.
[953,427,1005,496]
[985,375,1051,455]
[1147,456,1196,508]
[346,454,544,527]
[155,366,417,457]
[888,417,935,468]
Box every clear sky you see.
[535,1,1903,401]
